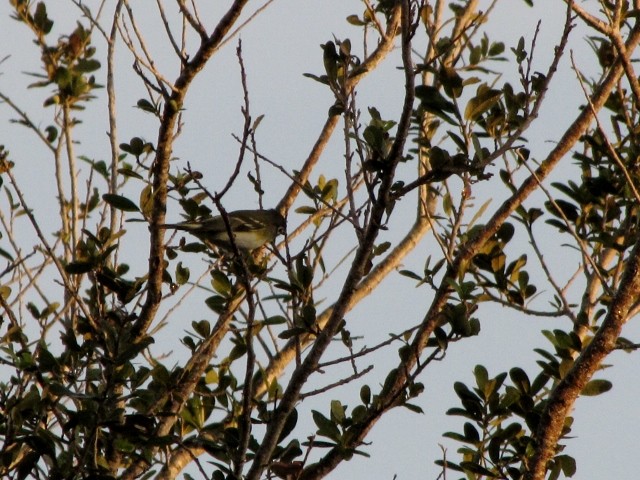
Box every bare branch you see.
[526,236,640,480]
[176,0,207,40]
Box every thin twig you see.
[299,365,373,399]
[570,53,640,204]
[0,92,55,152]
[216,40,251,200]
[5,169,96,329]
[218,0,276,51]
[156,0,186,61]
[176,0,207,40]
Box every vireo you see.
[162,208,286,251]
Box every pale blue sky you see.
[1,1,639,479]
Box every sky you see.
[1,1,639,479]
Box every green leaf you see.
[330,400,345,423]
[137,98,158,114]
[294,256,314,289]
[204,369,218,384]
[546,199,579,222]
[80,157,108,180]
[0,285,11,300]
[263,315,287,326]
[399,269,422,281]
[40,302,60,318]
[446,130,467,153]
[120,137,153,157]
[205,295,226,313]
[312,410,341,442]
[118,167,144,180]
[403,402,424,414]
[454,381,480,403]
[509,367,530,394]
[0,247,14,262]
[328,101,345,116]
[465,86,502,120]
[33,2,53,34]
[581,379,612,396]
[469,45,482,65]
[351,405,367,423]
[360,385,371,405]
[440,65,464,98]
[488,42,505,56]
[139,185,154,219]
[278,409,298,441]
[474,364,489,391]
[278,326,307,339]
[373,241,391,256]
[175,262,190,285]
[463,422,480,443]
[346,14,367,26]
[45,125,58,142]
[76,59,101,73]
[460,461,498,477]
[320,178,338,202]
[496,222,515,243]
[114,438,135,453]
[557,454,577,477]
[102,194,140,212]
[302,72,329,85]
[416,85,458,124]
[442,431,467,443]
[191,320,210,338]
[65,260,95,274]
[228,343,247,361]
[322,41,339,85]
[339,39,351,58]
[295,205,318,215]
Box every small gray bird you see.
[162,208,286,251]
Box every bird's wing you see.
[226,215,255,232]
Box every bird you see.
[161,208,286,251]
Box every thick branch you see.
[122,3,251,479]
[134,0,249,338]
[278,7,402,213]
[245,4,412,479]
[253,217,430,399]
[402,7,640,400]
[526,235,640,480]
[299,6,640,476]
